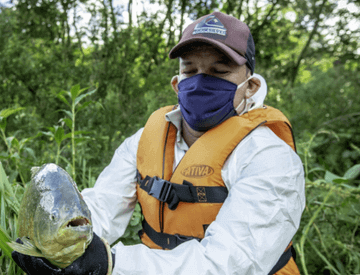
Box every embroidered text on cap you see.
[193,15,227,36]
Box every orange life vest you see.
[136,105,300,275]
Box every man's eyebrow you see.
[181,60,192,66]
[181,60,232,66]
[214,58,232,65]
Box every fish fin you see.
[8,238,43,257]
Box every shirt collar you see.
[165,106,189,151]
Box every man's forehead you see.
[179,44,235,65]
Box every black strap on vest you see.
[268,244,295,275]
[136,173,228,210]
[140,219,201,250]
[141,218,294,274]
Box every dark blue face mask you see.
[177,74,239,131]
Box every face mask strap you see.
[235,98,245,113]
[236,75,253,90]
[234,76,254,115]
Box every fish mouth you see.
[63,217,91,229]
[56,217,92,245]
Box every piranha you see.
[8,163,93,268]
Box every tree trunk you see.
[128,0,132,30]
[178,0,186,41]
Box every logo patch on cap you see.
[193,15,226,36]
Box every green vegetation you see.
[0,0,359,274]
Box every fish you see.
[8,163,93,268]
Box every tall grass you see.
[0,162,23,275]
[294,130,360,274]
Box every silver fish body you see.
[9,163,93,268]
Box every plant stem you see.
[0,129,25,185]
[0,129,10,154]
[313,223,331,260]
[56,143,61,165]
[71,100,76,180]
[298,186,335,275]
[307,239,341,275]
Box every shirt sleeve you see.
[111,126,306,275]
[81,128,143,244]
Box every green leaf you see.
[0,225,12,258]
[334,259,346,275]
[332,178,348,184]
[0,152,9,159]
[76,101,93,113]
[95,102,104,110]
[0,162,17,204]
[74,89,96,106]
[324,170,341,183]
[76,87,90,99]
[10,137,19,150]
[0,107,25,119]
[62,110,73,120]
[44,130,54,136]
[350,143,360,154]
[70,84,81,101]
[354,255,360,273]
[59,118,72,129]
[339,183,357,190]
[73,137,91,143]
[308,167,325,173]
[18,136,34,151]
[343,164,360,180]
[56,93,70,107]
[54,127,65,145]
[130,215,141,226]
[63,133,72,139]
[11,152,20,160]
[23,147,36,159]
[0,118,6,131]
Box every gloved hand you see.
[12,232,115,275]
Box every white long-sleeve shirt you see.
[81,74,305,275]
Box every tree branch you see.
[73,5,85,62]
[255,0,278,31]
[290,0,327,86]
[178,0,186,41]
[109,0,118,42]
[237,0,244,19]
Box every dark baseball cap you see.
[169,11,256,74]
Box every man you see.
[13,11,305,274]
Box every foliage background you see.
[0,0,360,274]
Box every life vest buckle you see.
[148,176,172,202]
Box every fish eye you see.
[50,209,59,221]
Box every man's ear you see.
[171,75,179,95]
[245,77,261,98]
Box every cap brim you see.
[169,37,247,66]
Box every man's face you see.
[171,43,256,113]
[178,43,249,85]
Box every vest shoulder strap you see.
[137,106,177,181]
